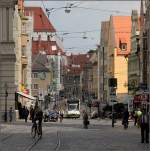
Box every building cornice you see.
[0,0,17,7]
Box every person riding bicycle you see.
[32,106,43,135]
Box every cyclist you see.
[32,105,43,136]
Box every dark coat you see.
[122,110,129,124]
[83,112,88,125]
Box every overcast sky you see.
[25,1,140,54]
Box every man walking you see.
[122,108,129,129]
[140,109,149,143]
[82,110,89,129]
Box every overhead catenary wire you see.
[44,2,131,16]
[39,1,132,38]
[72,6,131,14]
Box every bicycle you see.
[31,120,42,139]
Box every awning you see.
[17,91,36,100]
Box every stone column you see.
[0,0,17,122]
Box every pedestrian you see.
[122,108,129,129]
[29,105,34,122]
[137,108,142,128]
[82,110,89,129]
[9,107,13,122]
[59,111,63,123]
[133,110,138,126]
[23,106,29,122]
[140,109,149,144]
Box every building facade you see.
[138,0,150,111]
[140,0,148,88]
[88,51,98,99]
[25,7,64,99]
[99,21,109,103]
[100,16,131,103]
[145,1,150,94]
[64,54,90,100]
[32,54,52,97]
[14,1,33,97]
[128,10,140,95]
[0,0,17,121]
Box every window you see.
[119,39,127,51]
[39,72,46,80]
[52,45,57,51]
[33,73,38,78]
[33,84,38,89]
[143,37,147,50]
[121,43,127,51]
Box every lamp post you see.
[4,83,8,122]
[102,47,105,103]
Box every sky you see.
[25,0,140,54]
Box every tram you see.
[65,98,80,118]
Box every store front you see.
[133,92,149,112]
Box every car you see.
[44,110,59,122]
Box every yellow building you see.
[14,1,34,108]
[106,16,131,103]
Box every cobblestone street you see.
[0,119,149,151]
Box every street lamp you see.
[4,83,8,122]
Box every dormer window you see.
[121,43,127,51]
[119,38,127,51]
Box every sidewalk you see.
[92,118,135,127]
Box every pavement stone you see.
[0,119,149,151]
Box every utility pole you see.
[109,79,117,127]
[103,47,105,103]
[97,45,100,101]
[4,83,8,122]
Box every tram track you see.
[54,130,62,151]
[24,136,41,151]
[24,128,62,151]
[23,130,61,151]
[1,124,63,151]
[0,134,14,142]
[24,126,46,151]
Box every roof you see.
[67,54,91,69]
[32,54,49,72]
[65,54,92,75]
[32,40,64,55]
[67,66,82,75]
[24,7,56,32]
[111,16,131,55]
